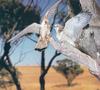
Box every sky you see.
[9,0,67,66]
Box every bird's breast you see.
[40,25,50,38]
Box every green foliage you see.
[53,59,84,86]
[0,0,40,35]
[68,0,82,15]
[0,68,21,89]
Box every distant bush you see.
[0,68,21,89]
[53,59,84,86]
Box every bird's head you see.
[54,24,64,33]
[44,16,49,24]
[41,15,50,26]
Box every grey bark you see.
[79,26,100,64]
[50,37,100,75]
[80,0,100,26]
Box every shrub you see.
[53,59,84,86]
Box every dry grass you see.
[2,66,100,90]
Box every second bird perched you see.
[54,11,92,47]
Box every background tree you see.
[0,0,40,90]
[53,59,84,86]
[0,68,21,89]
[39,50,61,90]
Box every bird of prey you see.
[8,0,62,51]
[54,12,92,47]
[54,24,64,41]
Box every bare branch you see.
[26,36,37,43]
[41,51,45,72]
[55,51,61,56]
[49,37,100,75]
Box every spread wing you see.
[43,0,62,19]
[8,23,41,42]
[63,12,92,42]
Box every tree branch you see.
[40,50,61,77]
[49,37,100,75]
[41,51,45,72]
[26,36,37,43]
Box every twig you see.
[27,36,37,43]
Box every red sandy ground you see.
[3,66,100,90]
